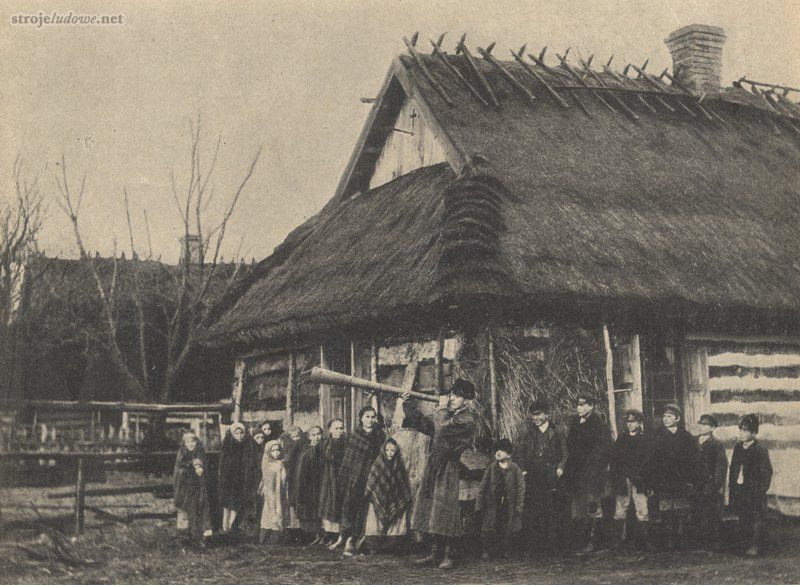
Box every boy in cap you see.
[516,400,567,557]
[641,403,702,551]
[728,414,772,556]
[609,409,653,550]
[412,379,478,570]
[692,414,728,551]
[563,394,612,553]
[475,438,526,560]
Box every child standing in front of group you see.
[728,414,773,556]
[363,437,413,552]
[260,439,290,544]
[475,439,525,560]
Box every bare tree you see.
[57,117,261,401]
[0,157,45,402]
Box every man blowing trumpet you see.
[411,378,478,570]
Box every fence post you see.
[74,456,85,535]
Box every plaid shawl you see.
[335,426,386,513]
[364,439,412,531]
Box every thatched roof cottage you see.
[208,25,800,514]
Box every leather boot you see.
[414,543,440,566]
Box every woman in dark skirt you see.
[319,419,347,548]
[294,425,326,543]
[335,406,386,557]
[281,425,308,537]
[218,422,250,533]
[173,431,212,547]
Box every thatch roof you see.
[208,47,800,347]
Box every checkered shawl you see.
[364,440,413,531]
[335,426,386,513]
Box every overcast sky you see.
[2,0,798,263]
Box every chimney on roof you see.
[180,234,203,265]
[665,24,726,95]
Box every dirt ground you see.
[2,515,800,585]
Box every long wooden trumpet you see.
[309,367,440,403]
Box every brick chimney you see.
[665,24,726,95]
[180,234,203,264]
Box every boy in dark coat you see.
[641,404,702,550]
[609,409,653,550]
[516,400,567,557]
[692,414,728,551]
[476,439,525,560]
[563,395,612,553]
[728,414,773,556]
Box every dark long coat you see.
[728,439,772,501]
[516,422,567,495]
[294,442,325,523]
[318,436,347,524]
[475,460,526,535]
[609,431,653,495]
[217,431,249,510]
[563,413,612,498]
[697,435,728,496]
[641,426,703,499]
[174,443,212,540]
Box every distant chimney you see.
[180,235,203,264]
[665,24,726,95]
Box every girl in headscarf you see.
[173,432,212,547]
[294,425,326,544]
[319,419,347,548]
[335,405,386,557]
[241,426,267,540]
[281,425,308,538]
[218,422,250,533]
[364,438,413,551]
[260,439,290,543]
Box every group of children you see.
[477,398,773,560]
[172,385,773,563]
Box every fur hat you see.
[494,438,514,455]
[623,409,644,423]
[451,378,476,400]
[739,414,759,434]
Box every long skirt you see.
[365,504,408,537]
[411,460,462,537]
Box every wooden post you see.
[350,340,358,432]
[74,456,85,535]
[369,340,379,414]
[319,345,328,427]
[630,334,643,411]
[488,328,499,437]
[602,324,618,438]
[286,351,295,427]
[682,342,710,435]
[434,328,445,394]
[232,360,245,423]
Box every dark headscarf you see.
[364,438,412,531]
[218,424,250,508]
